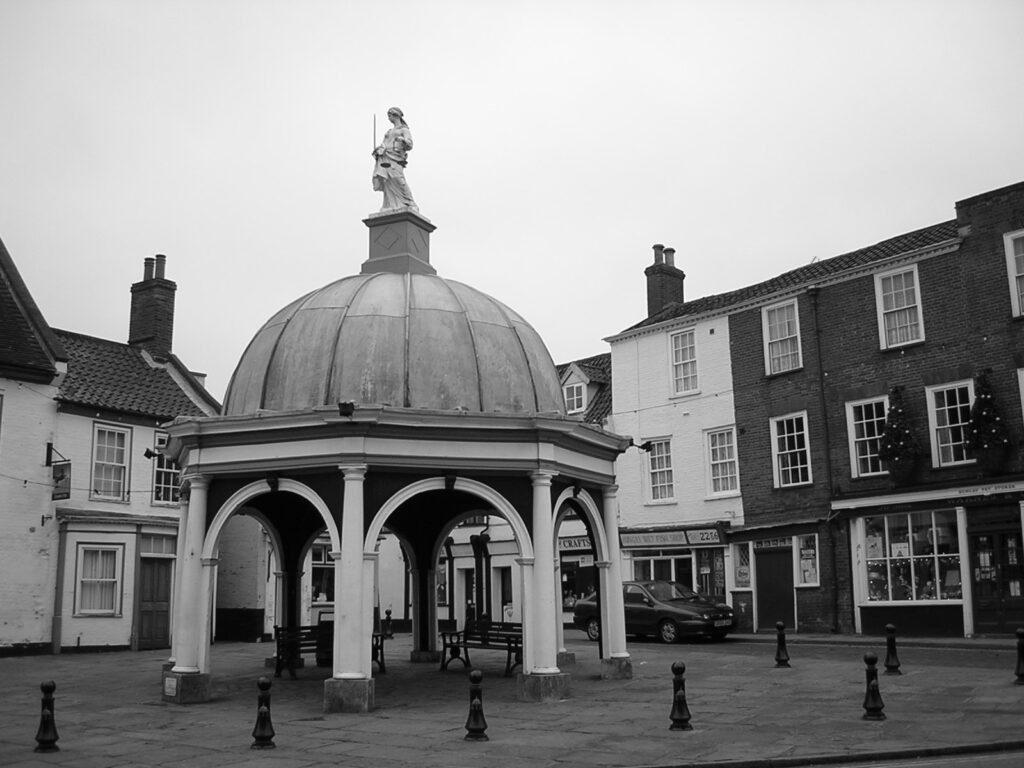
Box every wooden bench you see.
[274,621,385,678]
[440,617,522,677]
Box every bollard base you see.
[557,651,576,667]
[161,671,211,704]
[409,650,442,663]
[516,671,571,702]
[323,677,374,713]
[601,656,633,680]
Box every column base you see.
[556,651,576,666]
[161,671,211,704]
[409,650,442,663]
[516,672,571,702]
[601,656,633,680]
[324,677,375,713]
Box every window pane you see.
[774,415,810,486]
[649,440,674,499]
[766,303,800,373]
[863,511,961,602]
[879,269,922,347]
[851,400,886,475]
[672,331,698,393]
[933,385,972,465]
[709,429,738,492]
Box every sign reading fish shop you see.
[620,528,722,548]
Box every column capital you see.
[328,550,343,562]
[602,484,619,498]
[340,464,368,480]
[529,470,557,486]
[201,557,219,567]
[183,474,210,491]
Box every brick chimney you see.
[128,254,176,359]
[644,243,685,317]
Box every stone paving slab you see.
[2,633,1024,768]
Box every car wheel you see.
[585,617,600,642]
[658,619,679,644]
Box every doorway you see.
[754,546,794,631]
[138,558,172,649]
[970,529,1024,634]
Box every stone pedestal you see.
[409,650,442,663]
[601,656,633,680]
[516,672,571,702]
[361,209,436,276]
[323,677,375,713]
[556,650,576,667]
[161,670,211,704]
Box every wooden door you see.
[755,548,795,631]
[138,558,172,650]
[970,530,1024,634]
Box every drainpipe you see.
[51,518,68,654]
[808,286,841,633]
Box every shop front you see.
[619,526,729,602]
[835,481,1024,637]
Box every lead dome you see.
[223,270,564,416]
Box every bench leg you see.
[440,645,468,672]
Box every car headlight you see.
[700,613,711,620]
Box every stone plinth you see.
[516,672,570,702]
[324,677,375,713]
[556,650,576,667]
[361,208,436,275]
[601,656,633,679]
[161,670,211,704]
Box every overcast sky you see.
[2,0,1022,403]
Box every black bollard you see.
[384,608,394,639]
[251,676,275,749]
[34,681,59,753]
[884,624,902,675]
[1015,628,1024,685]
[862,652,886,720]
[774,621,791,668]
[464,669,488,741]
[669,661,693,731]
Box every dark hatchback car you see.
[573,580,735,643]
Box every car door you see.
[623,583,658,635]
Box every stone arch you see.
[365,476,533,560]
[202,478,340,560]
[553,487,609,563]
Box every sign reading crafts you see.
[621,528,723,547]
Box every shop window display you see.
[865,510,960,601]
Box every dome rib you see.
[260,288,323,410]
[438,276,485,411]
[323,273,378,406]
[486,295,542,412]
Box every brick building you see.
[606,180,1024,637]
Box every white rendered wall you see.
[608,317,744,532]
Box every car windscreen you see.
[647,582,699,601]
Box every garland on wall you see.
[876,385,922,481]
[968,370,1013,473]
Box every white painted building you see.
[605,245,743,600]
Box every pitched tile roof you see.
[623,219,959,333]
[54,330,213,421]
[557,352,612,425]
[0,236,67,382]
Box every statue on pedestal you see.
[372,107,418,212]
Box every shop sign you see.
[686,528,721,545]
[621,531,690,548]
[52,461,71,501]
[557,536,591,551]
[754,537,791,550]
[578,554,594,566]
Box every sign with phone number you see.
[620,528,721,547]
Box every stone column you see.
[601,484,632,679]
[324,465,374,713]
[163,475,212,703]
[197,556,218,673]
[517,471,570,702]
[166,503,189,670]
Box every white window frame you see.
[91,423,131,501]
[151,432,181,506]
[771,411,812,488]
[1005,229,1024,317]
[845,396,889,478]
[925,380,976,468]
[761,300,802,375]
[875,264,925,349]
[74,543,124,616]
[646,438,675,502]
[795,534,820,587]
[1018,368,1024,420]
[705,426,740,497]
[670,329,699,395]
[563,382,586,414]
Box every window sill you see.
[89,497,131,504]
[859,599,963,606]
[933,460,977,470]
[705,491,741,501]
[764,366,804,379]
[879,339,925,354]
[644,499,677,507]
[72,613,122,618]
[669,389,701,400]
[775,482,814,490]
[795,583,820,589]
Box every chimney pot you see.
[652,243,665,264]
[143,257,155,281]
[154,254,166,279]
[664,247,676,267]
